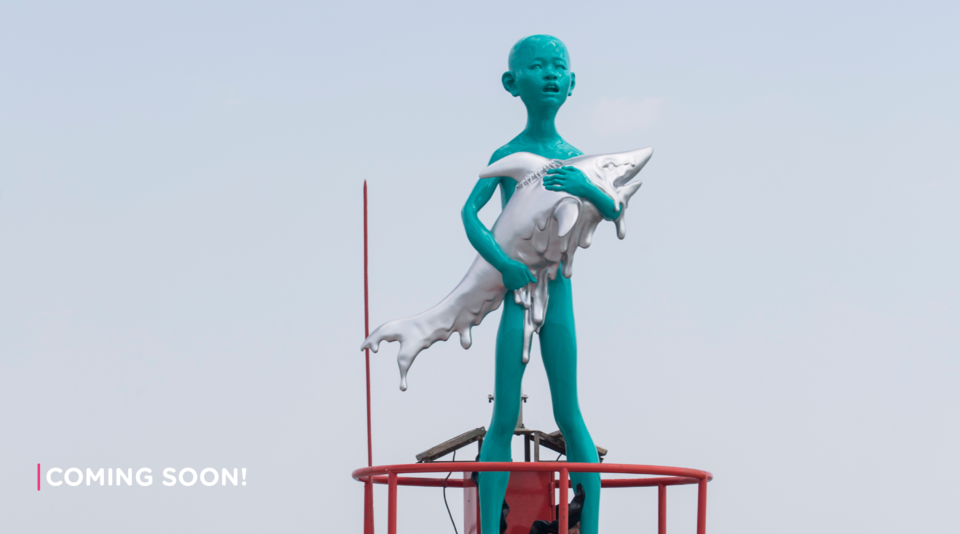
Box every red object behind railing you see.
[353,462,712,534]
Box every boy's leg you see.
[539,275,601,534]
[479,297,527,534]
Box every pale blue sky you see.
[1,1,958,533]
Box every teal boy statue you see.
[363,35,654,534]
[463,35,607,534]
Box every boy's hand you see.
[543,166,591,198]
[544,165,622,220]
[499,259,537,290]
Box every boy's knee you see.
[489,414,518,438]
[489,401,522,438]
[553,408,583,433]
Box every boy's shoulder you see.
[488,140,529,165]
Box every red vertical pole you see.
[388,471,398,534]
[657,483,666,534]
[363,181,375,534]
[697,478,707,534]
[549,473,556,521]
[559,468,569,534]
[364,180,373,467]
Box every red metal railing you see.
[353,461,713,534]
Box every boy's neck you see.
[520,107,562,144]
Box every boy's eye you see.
[530,64,542,70]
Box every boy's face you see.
[503,37,575,110]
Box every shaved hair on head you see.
[508,35,570,72]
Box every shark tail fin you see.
[360,259,506,391]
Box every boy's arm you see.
[462,177,537,290]
[543,166,621,220]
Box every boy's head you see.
[503,35,575,110]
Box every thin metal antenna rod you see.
[364,180,373,467]
[363,181,375,534]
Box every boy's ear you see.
[502,71,520,97]
[568,72,576,97]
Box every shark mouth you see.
[542,84,559,93]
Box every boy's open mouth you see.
[542,84,560,93]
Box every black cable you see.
[556,452,563,461]
[443,450,459,534]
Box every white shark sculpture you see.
[362,147,653,390]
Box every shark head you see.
[566,146,653,206]
[566,147,653,239]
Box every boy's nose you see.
[544,71,558,80]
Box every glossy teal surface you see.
[461,35,602,534]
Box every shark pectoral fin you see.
[619,180,643,202]
[612,181,641,240]
[554,198,581,237]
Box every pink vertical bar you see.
[658,483,666,534]
[559,468,569,534]
[388,471,398,534]
[697,478,707,534]
[37,464,41,491]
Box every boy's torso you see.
[491,136,583,207]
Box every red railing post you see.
[696,478,707,534]
[559,468,569,534]
[658,483,666,534]
[549,473,556,521]
[388,471,398,534]
[364,479,375,534]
